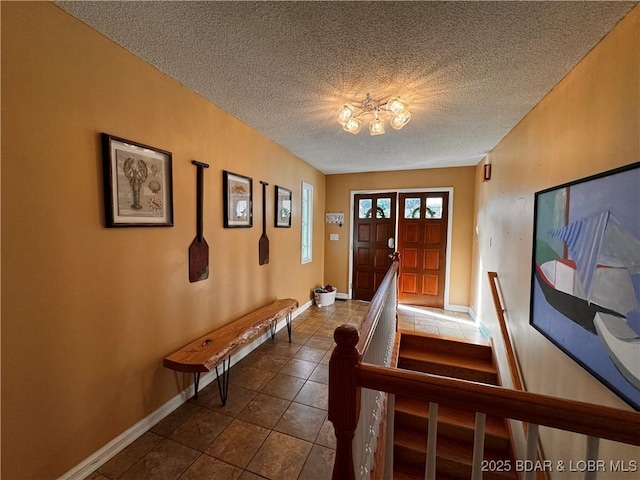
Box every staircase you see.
[393,331,517,480]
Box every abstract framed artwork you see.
[530,161,640,410]
[223,170,253,228]
[102,133,174,227]
[275,185,292,228]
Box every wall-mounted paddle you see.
[189,160,210,282]
[259,180,269,265]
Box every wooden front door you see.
[352,193,397,301]
[398,192,449,307]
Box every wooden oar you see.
[259,180,269,265]
[189,160,210,282]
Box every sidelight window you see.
[301,182,313,264]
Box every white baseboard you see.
[443,303,469,313]
[468,306,491,339]
[59,301,311,480]
[336,292,350,300]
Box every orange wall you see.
[325,167,476,307]
[1,3,324,478]
[471,6,639,472]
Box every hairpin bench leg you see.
[286,312,292,342]
[215,355,231,406]
[193,372,201,399]
[269,319,276,340]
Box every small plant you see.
[314,284,335,293]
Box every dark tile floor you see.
[86,300,483,480]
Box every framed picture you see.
[275,185,292,228]
[102,133,174,227]
[530,161,640,410]
[223,170,253,228]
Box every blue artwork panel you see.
[530,162,640,410]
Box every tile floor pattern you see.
[86,300,484,480]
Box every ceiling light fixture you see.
[337,93,411,135]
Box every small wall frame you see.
[275,185,292,228]
[223,170,253,228]
[102,133,174,227]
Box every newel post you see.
[329,324,361,480]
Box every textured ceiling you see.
[56,1,636,174]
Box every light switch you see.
[330,233,339,241]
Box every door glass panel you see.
[377,198,391,218]
[359,198,372,218]
[425,197,443,219]
[404,198,421,218]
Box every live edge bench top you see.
[163,298,298,374]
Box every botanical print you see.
[223,171,252,228]
[115,149,165,218]
[276,186,292,227]
[229,177,249,222]
[103,134,173,227]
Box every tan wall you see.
[325,167,476,307]
[471,6,639,474]
[1,3,325,478]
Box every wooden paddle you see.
[189,160,210,282]
[259,180,269,265]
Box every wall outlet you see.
[329,233,339,241]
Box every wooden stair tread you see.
[392,467,423,480]
[395,427,510,459]
[395,395,509,439]
[399,346,497,374]
[399,330,492,358]
[393,463,457,480]
[394,430,517,479]
[398,347,498,384]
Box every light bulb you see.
[390,110,411,130]
[369,118,385,136]
[386,97,405,114]
[343,117,362,134]
[337,104,355,125]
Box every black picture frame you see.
[223,170,253,228]
[530,162,640,410]
[275,185,292,228]
[102,133,174,228]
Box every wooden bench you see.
[163,298,298,405]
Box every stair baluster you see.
[585,437,600,480]
[471,412,487,480]
[523,423,539,480]
[425,402,438,480]
[383,393,396,480]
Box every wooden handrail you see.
[357,363,640,446]
[355,252,400,355]
[487,271,524,391]
[329,253,400,480]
